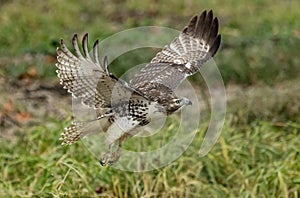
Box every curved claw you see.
[99,148,121,166]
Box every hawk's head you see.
[166,97,192,114]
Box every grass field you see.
[1,0,300,197]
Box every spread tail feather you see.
[60,122,87,145]
[60,115,112,145]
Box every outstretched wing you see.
[130,10,221,92]
[56,33,143,108]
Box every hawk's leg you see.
[99,133,135,166]
[99,138,124,166]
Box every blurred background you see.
[0,0,299,197]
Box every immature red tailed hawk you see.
[56,10,221,166]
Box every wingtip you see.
[92,39,101,65]
[183,15,198,34]
[213,17,219,28]
[82,33,89,43]
[59,38,69,53]
[207,9,213,16]
[59,38,67,49]
[72,33,78,41]
[209,34,221,57]
[190,15,198,24]
[93,39,99,48]
[103,55,109,73]
[205,9,213,23]
[200,10,207,19]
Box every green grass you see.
[1,0,300,84]
[1,115,299,197]
[1,0,300,197]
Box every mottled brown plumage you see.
[56,10,221,165]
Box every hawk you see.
[56,10,221,166]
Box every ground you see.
[0,0,300,197]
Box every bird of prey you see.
[56,10,221,166]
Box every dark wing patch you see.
[130,62,187,92]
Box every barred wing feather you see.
[130,10,221,92]
[56,33,142,108]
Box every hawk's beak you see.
[182,98,192,106]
